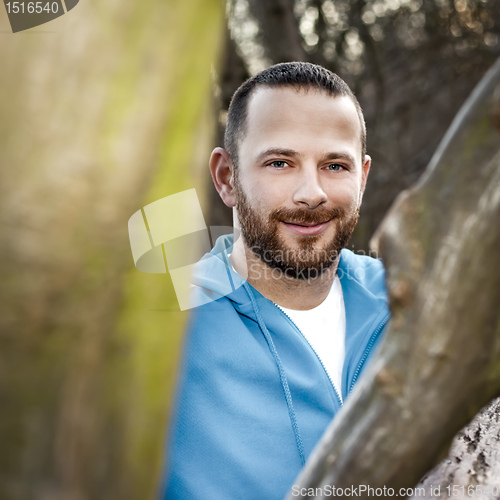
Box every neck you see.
[229,234,338,310]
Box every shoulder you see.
[338,249,387,297]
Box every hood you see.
[189,233,248,308]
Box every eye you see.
[269,160,289,169]
[327,163,345,171]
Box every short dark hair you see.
[224,62,366,167]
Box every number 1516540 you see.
[5,2,59,14]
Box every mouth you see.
[281,219,332,236]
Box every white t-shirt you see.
[277,276,346,402]
[227,254,346,401]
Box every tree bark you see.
[410,397,500,499]
[0,2,223,499]
[286,56,500,498]
[247,0,308,63]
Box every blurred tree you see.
[0,1,223,500]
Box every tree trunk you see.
[0,2,223,499]
[287,56,500,498]
[207,26,250,228]
[410,397,500,499]
[247,0,308,63]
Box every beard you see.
[233,178,360,280]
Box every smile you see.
[281,219,332,236]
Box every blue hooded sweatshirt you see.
[163,234,390,500]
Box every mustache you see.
[270,206,346,225]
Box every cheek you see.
[248,178,286,208]
[327,181,362,208]
[240,184,272,219]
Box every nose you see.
[292,166,327,209]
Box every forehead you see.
[241,86,363,159]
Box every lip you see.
[281,219,332,236]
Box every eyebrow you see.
[321,152,356,166]
[256,148,300,162]
[256,148,356,166]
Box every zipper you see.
[349,312,391,393]
[274,303,343,409]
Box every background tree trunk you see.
[0,1,223,499]
[287,56,500,498]
[247,0,308,63]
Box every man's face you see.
[232,86,370,279]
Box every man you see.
[163,62,390,499]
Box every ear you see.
[210,147,236,208]
[359,154,371,203]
